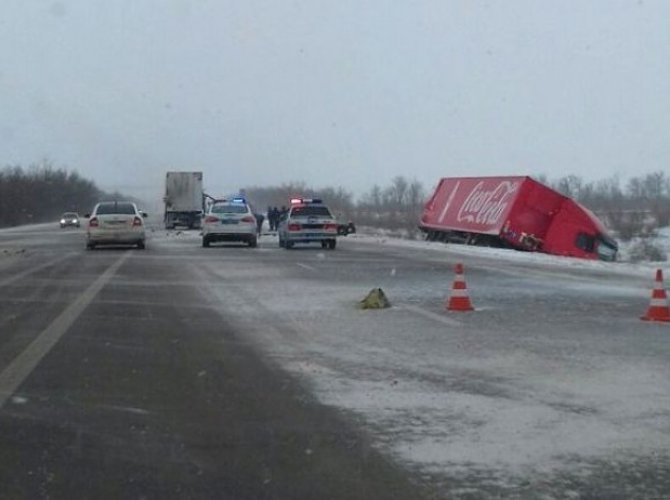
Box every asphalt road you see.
[1,223,669,499]
[0,224,431,499]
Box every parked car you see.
[337,221,356,236]
[59,212,81,228]
[201,197,257,247]
[85,201,147,250]
[277,198,338,249]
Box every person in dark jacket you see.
[255,212,265,235]
[270,206,280,231]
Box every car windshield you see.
[597,236,618,262]
[62,213,78,218]
[95,203,136,215]
[211,204,248,214]
[290,206,332,217]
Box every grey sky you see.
[1,0,669,202]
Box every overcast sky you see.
[1,0,669,202]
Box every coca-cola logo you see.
[457,181,519,225]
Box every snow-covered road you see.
[181,230,670,498]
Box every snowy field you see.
[169,229,670,498]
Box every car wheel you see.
[202,236,210,248]
[278,237,284,248]
[321,241,328,248]
[248,237,257,248]
[285,241,294,249]
[86,242,95,250]
[328,239,337,250]
[137,240,145,250]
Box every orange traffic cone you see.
[446,263,474,312]
[641,269,670,322]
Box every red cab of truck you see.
[420,176,618,261]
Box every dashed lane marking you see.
[0,252,130,408]
[296,263,317,272]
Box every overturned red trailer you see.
[419,176,618,261]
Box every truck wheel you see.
[202,236,210,248]
[328,239,337,250]
[248,237,257,248]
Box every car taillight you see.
[204,216,219,223]
[288,223,301,231]
[241,216,255,223]
[89,217,99,227]
[324,223,338,231]
[133,216,142,226]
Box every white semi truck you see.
[163,171,204,229]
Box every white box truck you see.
[163,171,204,229]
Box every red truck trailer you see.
[419,176,618,261]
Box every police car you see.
[277,198,338,249]
[201,197,258,248]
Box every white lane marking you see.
[0,252,130,408]
[0,253,76,288]
[296,262,317,272]
[400,304,463,327]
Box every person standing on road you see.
[271,206,280,231]
[255,212,265,235]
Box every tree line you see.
[5,160,665,242]
[543,172,670,241]
[0,162,134,228]
[243,176,426,237]
[245,171,670,242]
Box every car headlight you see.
[73,219,78,224]
[60,219,66,224]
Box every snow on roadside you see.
[196,249,670,493]
[348,228,670,279]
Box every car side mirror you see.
[141,212,148,218]
[84,213,90,218]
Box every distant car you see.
[277,198,338,249]
[60,212,81,228]
[85,201,147,250]
[201,198,257,248]
[337,221,356,236]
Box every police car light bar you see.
[232,197,246,203]
[290,197,322,204]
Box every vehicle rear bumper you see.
[87,230,145,244]
[203,226,256,237]
[205,232,255,242]
[287,233,337,243]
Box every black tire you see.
[278,237,284,248]
[328,239,336,250]
[248,237,257,248]
[321,241,328,248]
[202,236,210,248]
[285,241,294,249]
[86,242,95,250]
[137,241,145,250]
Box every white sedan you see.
[86,201,147,249]
[202,198,257,248]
